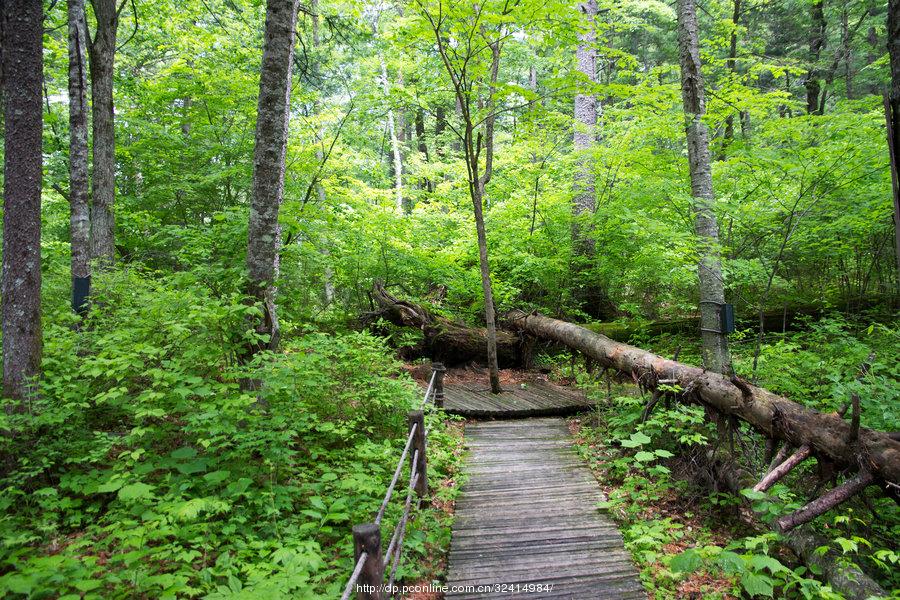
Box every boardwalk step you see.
[445,417,643,599]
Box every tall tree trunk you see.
[722,0,741,150]
[677,0,733,375]
[87,0,121,263]
[1,0,43,403]
[468,142,502,394]
[573,0,598,248]
[246,0,300,357]
[310,0,334,304]
[415,108,432,191]
[68,0,91,314]
[842,5,853,99]
[472,37,503,394]
[888,0,900,280]
[806,0,826,115]
[435,105,447,158]
[380,58,404,213]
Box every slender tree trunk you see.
[677,0,733,375]
[866,26,879,96]
[435,105,447,158]
[68,0,91,314]
[722,0,741,150]
[472,38,503,394]
[2,0,43,403]
[573,0,598,248]
[842,6,853,98]
[888,0,900,280]
[246,0,300,357]
[87,0,121,263]
[806,0,826,115]
[310,0,334,304]
[468,142,501,394]
[380,58,404,213]
[415,108,432,191]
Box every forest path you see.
[440,379,594,418]
[444,418,643,599]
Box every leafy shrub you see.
[0,266,452,599]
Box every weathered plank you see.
[445,418,643,599]
[440,380,595,418]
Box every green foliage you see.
[0,261,461,598]
[12,0,900,596]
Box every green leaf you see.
[225,478,252,496]
[654,449,674,458]
[634,451,657,462]
[176,459,208,475]
[717,551,745,574]
[74,579,102,592]
[741,488,767,501]
[741,571,774,597]
[620,432,652,448]
[96,478,125,493]
[204,470,231,485]
[749,554,787,573]
[170,447,197,460]
[670,548,702,573]
[118,482,155,502]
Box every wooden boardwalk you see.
[446,419,643,599]
[442,380,594,418]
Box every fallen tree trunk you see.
[508,310,900,488]
[363,283,523,367]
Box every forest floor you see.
[570,413,747,600]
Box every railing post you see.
[353,523,384,600]
[431,362,446,408]
[408,410,428,498]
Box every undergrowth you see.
[0,264,464,599]
[560,317,900,599]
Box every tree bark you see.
[2,0,43,403]
[380,58,404,213]
[434,105,447,159]
[469,151,502,393]
[806,0,826,115]
[246,0,300,356]
[474,36,503,394]
[722,0,741,149]
[573,0,598,249]
[677,0,733,375]
[415,108,431,191]
[87,0,122,263]
[68,0,91,311]
[507,310,900,485]
[887,0,900,280]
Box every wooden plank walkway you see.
[446,419,643,599]
[442,380,595,418]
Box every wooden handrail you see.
[340,362,444,600]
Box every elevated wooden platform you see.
[441,380,594,418]
[446,419,643,599]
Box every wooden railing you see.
[339,362,447,600]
